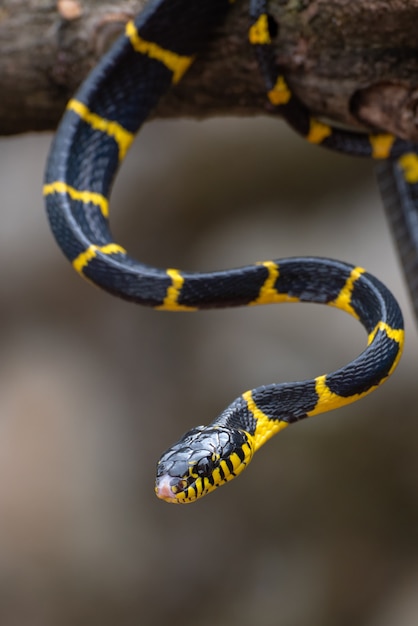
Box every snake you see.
[43,0,408,503]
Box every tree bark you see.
[1,0,418,138]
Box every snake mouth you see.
[155,471,211,504]
[155,475,182,503]
[155,472,211,504]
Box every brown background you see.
[0,116,417,626]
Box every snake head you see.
[155,425,254,503]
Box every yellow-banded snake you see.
[44,0,409,503]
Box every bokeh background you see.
[0,115,417,626]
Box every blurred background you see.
[0,115,417,626]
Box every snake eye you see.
[195,455,216,477]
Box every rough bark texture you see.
[1,0,418,138]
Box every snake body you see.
[44,0,407,503]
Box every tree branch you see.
[1,0,418,138]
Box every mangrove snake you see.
[43,0,409,503]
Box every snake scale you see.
[44,0,413,503]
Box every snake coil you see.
[44,0,407,503]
